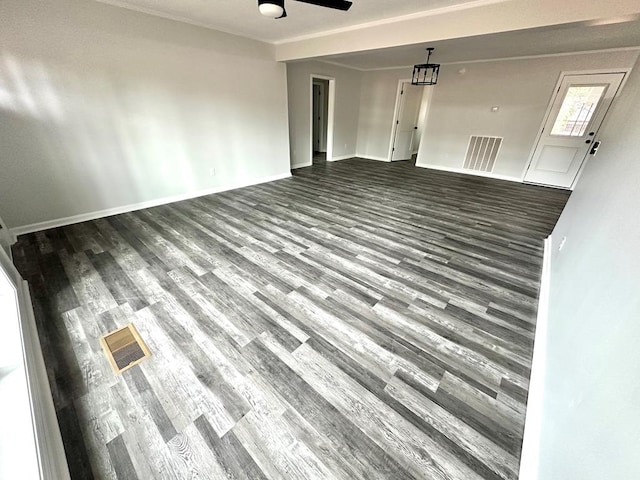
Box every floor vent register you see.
[100,323,151,374]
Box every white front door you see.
[392,82,423,161]
[524,72,626,188]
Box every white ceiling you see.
[96,0,480,43]
[317,19,640,69]
[96,1,640,67]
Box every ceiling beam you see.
[275,0,640,62]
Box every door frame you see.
[312,80,328,153]
[522,68,631,189]
[309,74,335,164]
[0,242,70,479]
[312,82,321,154]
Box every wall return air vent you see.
[463,135,502,173]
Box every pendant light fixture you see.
[412,48,440,86]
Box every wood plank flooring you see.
[12,159,570,480]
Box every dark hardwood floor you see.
[313,151,327,165]
[12,158,570,480]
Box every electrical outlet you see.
[209,168,216,177]
[558,236,567,251]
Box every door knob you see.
[590,141,601,155]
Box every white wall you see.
[356,68,409,161]
[356,72,429,161]
[532,57,640,479]
[0,0,290,231]
[416,50,639,179]
[287,61,362,168]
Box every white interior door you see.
[392,82,423,161]
[524,72,625,188]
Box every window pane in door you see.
[550,85,607,137]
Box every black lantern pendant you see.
[412,48,440,86]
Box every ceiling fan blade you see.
[294,0,353,11]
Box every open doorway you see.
[389,80,430,162]
[310,75,335,165]
[312,79,329,164]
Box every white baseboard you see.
[518,235,552,480]
[416,163,523,183]
[291,162,311,170]
[355,154,390,162]
[12,172,291,235]
[329,154,355,162]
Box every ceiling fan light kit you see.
[258,0,286,18]
[412,48,440,86]
[258,0,352,19]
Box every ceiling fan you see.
[258,0,353,19]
